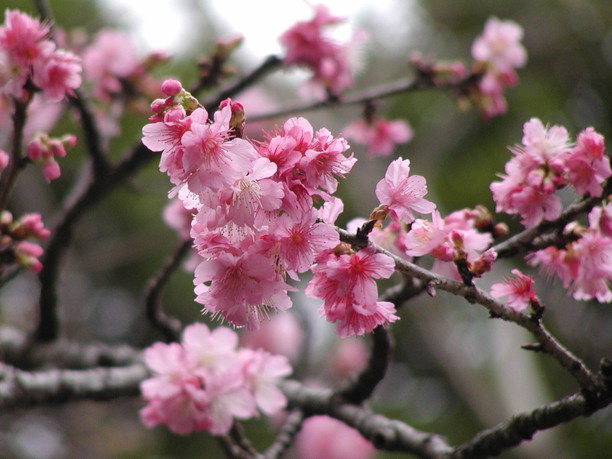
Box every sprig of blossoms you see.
[491,118,611,228]
[0,9,81,101]
[140,322,292,435]
[470,17,527,119]
[279,4,363,97]
[528,204,612,302]
[143,82,356,331]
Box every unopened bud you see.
[161,79,183,97]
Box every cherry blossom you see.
[343,117,413,158]
[490,269,538,311]
[375,157,436,224]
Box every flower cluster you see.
[279,4,361,96]
[403,208,497,281]
[140,322,291,435]
[470,17,527,119]
[143,81,357,331]
[491,118,611,228]
[0,211,50,273]
[26,132,76,182]
[528,204,612,302]
[306,245,398,338]
[0,9,81,101]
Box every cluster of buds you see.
[148,79,200,123]
[0,211,49,273]
[26,133,77,182]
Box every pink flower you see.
[469,17,526,119]
[0,10,50,66]
[194,247,293,330]
[83,30,140,100]
[32,48,82,102]
[279,4,358,95]
[403,210,447,257]
[490,269,537,311]
[565,127,611,197]
[274,209,340,274]
[490,118,571,227]
[471,17,527,73]
[306,246,398,338]
[375,157,436,223]
[163,199,194,240]
[239,349,291,415]
[180,105,258,193]
[181,323,241,380]
[295,415,376,459]
[568,232,612,302]
[343,118,413,158]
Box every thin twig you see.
[248,72,468,122]
[204,55,283,111]
[143,238,192,342]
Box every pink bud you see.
[42,159,61,182]
[27,138,44,161]
[161,79,183,97]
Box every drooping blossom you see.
[343,117,413,158]
[140,323,291,436]
[490,269,538,311]
[490,118,571,228]
[470,17,527,119]
[528,205,612,303]
[279,4,361,96]
[565,127,611,197]
[306,246,398,338]
[375,157,436,224]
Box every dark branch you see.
[452,391,612,458]
[336,326,392,404]
[143,238,192,342]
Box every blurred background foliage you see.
[0,0,611,457]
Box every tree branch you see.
[0,99,29,211]
[0,361,148,409]
[452,391,611,458]
[338,228,603,392]
[263,409,304,459]
[143,238,192,342]
[492,183,612,259]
